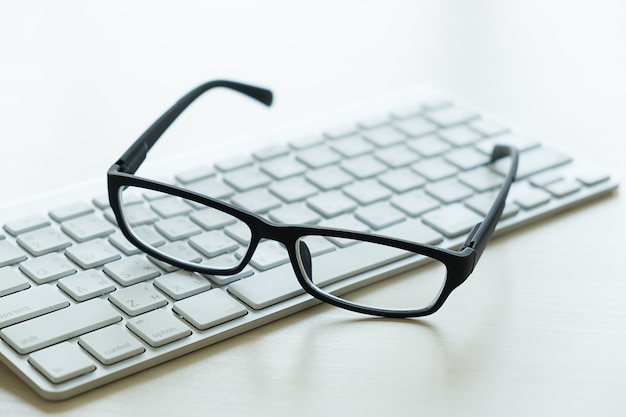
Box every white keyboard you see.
[0,86,618,400]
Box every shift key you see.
[0,298,122,354]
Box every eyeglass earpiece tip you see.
[491,145,510,161]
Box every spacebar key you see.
[0,299,122,354]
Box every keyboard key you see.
[4,214,50,236]
[324,124,358,139]
[173,289,247,330]
[378,168,427,193]
[289,134,324,149]
[407,134,452,157]
[321,215,370,247]
[355,202,405,230]
[186,178,235,200]
[230,188,282,214]
[175,165,215,184]
[215,155,254,171]
[322,214,369,232]
[340,155,387,179]
[475,132,540,154]
[223,167,272,192]
[393,116,438,137]
[201,254,254,285]
[529,171,563,187]
[298,235,336,257]
[91,193,110,210]
[269,177,319,202]
[224,222,252,245]
[242,240,290,271]
[438,125,483,146]
[190,208,238,230]
[361,125,407,147]
[0,284,69,328]
[269,204,321,225]
[261,157,307,179]
[494,147,572,179]
[412,158,458,181]
[469,118,509,137]
[0,298,121,354]
[65,239,121,269]
[19,253,77,284]
[49,202,94,222]
[155,216,202,241]
[330,135,375,157]
[79,325,145,365]
[464,192,519,219]
[0,241,28,267]
[108,232,142,255]
[305,165,354,190]
[0,267,30,296]
[576,170,610,186]
[343,180,392,205]
[458,166,504,192]
[444,147,490,170]
[154,270,212,300]
[108,227,165,255]
[379,219,443,245]
[425,105,479,127]
[512,186,552,210]
[307,191,357,218]
[543,179,582,198]
[374,145,421,168]
[422,203,483,238]
[425,178,474,204]
[109,282,168,316]
[149,242,202,271]
[296,145,342,168]
[105,205,159,226]
[58,269,116,301]
[189,231,239,257]
[29,342,96,383]
[16,227,73,256]
[252,144,290,161]
[391,190,440,217]
[126,309,192,348]
[104,255,161,286]
[150,197,193,218]
[61,214,115,242]
[228,263,305,309]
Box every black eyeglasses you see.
[108,80,519,318]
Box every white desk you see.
[1,1,625,415]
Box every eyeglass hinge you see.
[117,143,148,174]
[460,222,482,251]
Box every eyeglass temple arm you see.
[460,145,519,264]
[116,80,273,174]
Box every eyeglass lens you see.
[118,185,253,274]
[295,236,447,312]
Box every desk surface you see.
[1,1,625,416]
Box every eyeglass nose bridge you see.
[227,218,306,275]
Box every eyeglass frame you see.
[107,79,519,318]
